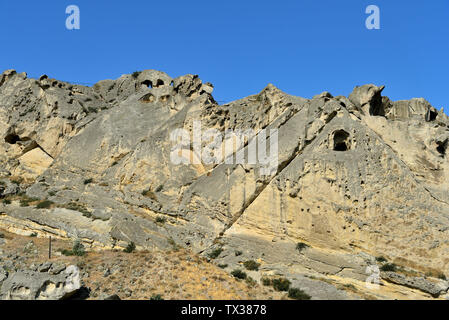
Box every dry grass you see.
[0,229,282,300]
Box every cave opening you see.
[437,140,447,157]
[333,130,351,152]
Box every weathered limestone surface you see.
[1,69,449,299]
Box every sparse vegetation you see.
[245,276,257,287]
[296,242,309,252]
[218,264,228,269]
[235,250,243,256]
[437,273,447,280]
[63,202,90,215]
[208,247,223,259]
[124,242,136,253]
[83,178,93,185]
[2,199,11,205]
[132,71,141,79]
[36,200,54,209]
[150,294,164,300]
[231,269,247,280]
[380,263,397,272]
[272,278,291,292]
[243,260,260,271]
[261,277,272,286]
[155,216,166,224]
[376,256,387,263]
[29,232,38,237]
[288,288,311,300]
[62,239,86,256]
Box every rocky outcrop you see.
[1,69,449,299]
[0,263,81,300]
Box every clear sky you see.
[1,1,448,109]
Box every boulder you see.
[0,265,80,300]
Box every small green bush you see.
[376,256,387,263]
[155,216,166,224]
[61,249,73,256]
[30,232,37,237]
[36,200,54,209]
[150,294,163,300]
[261,277,272,286]
[288,288,311,300]
[20,199,30,207]
[380,263,397,272]
[296,242,309,252]
[132,71,141,79]
[72,239,86,256]
[235,250,243,256]
[231,269,247,280]
[83,178,93,185]
[243,260,260,271]
[124,242,136,253]
[272,278,291,292]
[208,248,223,259]
[218,264,228,269]
[437,273,447,280]
[2,199,11,205]
[245,276,257,287]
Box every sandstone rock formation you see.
[1,69,449,299]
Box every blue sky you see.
[0,1,448,109]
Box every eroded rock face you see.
[1,69,449,299]
[0,264,80,300]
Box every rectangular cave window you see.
[333,130,351,151]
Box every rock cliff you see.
[1,69,448,299]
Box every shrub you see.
[272,278,291,292]
[380,263,397,272]
[83,178,93,185]
[245,276,257,287]
[64,202,90,215]
[61,249,73,256]
[2,199,11,205]
[124,242,136,253]
[243,260,260,271]
[235,250,243,256]
[376,256,387,263]
[0,233,5,238]
[72,239,86,256]
[231,269,247,280]
[437,273,447,280]
[20,199,30,207]
[150,294,163,300]
[288,288,311,300]
[132,71,141,79]
[218,264,228,269]
[48,191,56,197]
[261,277,272,286]
[30,232,37,237]
[36,200,54,209]
[208,248,223,259]
[296,242,309,252]
[155,216,166,224]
